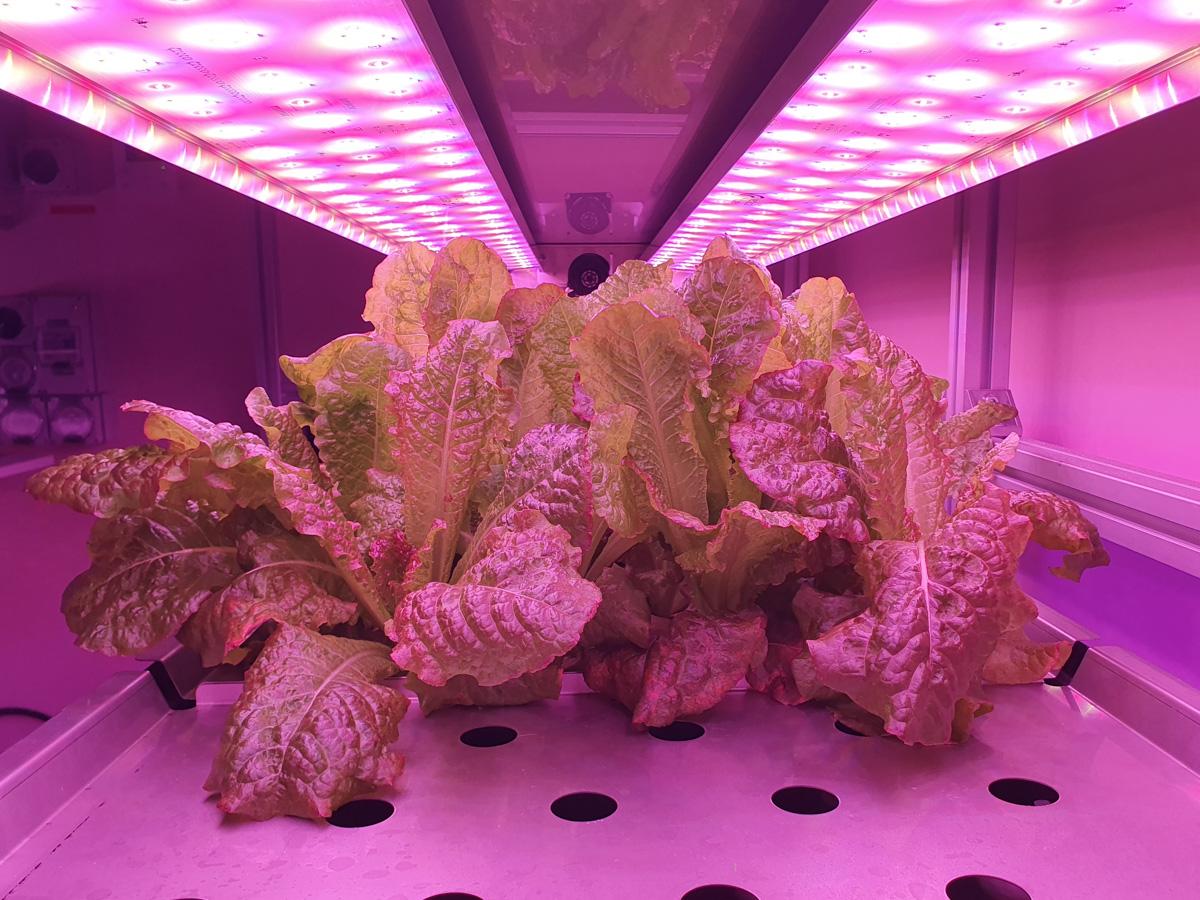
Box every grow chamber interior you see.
[2,2,1199,899]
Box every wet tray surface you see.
[4,683,1199,900]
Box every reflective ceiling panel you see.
[421,0,833,258]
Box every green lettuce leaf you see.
[425,237,512,344]
[280,334,372,406]
[309,339,409,510]
[387,319,512,583]
[124,401,388,628]
[388,511,602,686]
[362,241,436,358]
[683,256,780,420]
[245,388,325,483]
[205,624,407,820]
[575,301,711,524]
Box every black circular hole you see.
[423,894,483,900]
[460,725,517,748]
[550,791,617,822]
[325,798,394,828]
[681,886,760,900]
[988,777,1059,807]
[771,785,839,815]
[834,720,867,737]
[649,721,705,742]
[945,874,1032,900]
[21,148,60,185]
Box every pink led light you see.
[0,2,534,268]
[653,0,1200,268]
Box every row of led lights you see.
[661,92,1178,260]
[655,1,1198,264]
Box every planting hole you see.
[460,725,517,748]
[423,894,483,900]
[551,791,617,822]
[649,721,705,742]
[834,720,867,737]
[771,786,839,815]
[988,778,1059,807]
[945,874,1032,900]
[681,886,760,900]
[326,798,394,828]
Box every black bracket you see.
[147,659,198,710]
[1044,640,1089,687]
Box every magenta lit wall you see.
[1007,99,1200,483]
[800,196,956,379]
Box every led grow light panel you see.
[652,0,1200,268]
[0,1,535,269]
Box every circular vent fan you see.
[567,253,611,296]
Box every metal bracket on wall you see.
[946,178,1017,414]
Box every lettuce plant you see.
[28,235,1107,820]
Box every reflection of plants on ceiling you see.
[485,0,735,109]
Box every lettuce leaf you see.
[123,401,388,628]
[575,301,711,524]
[458,423,595,578]
[730,360,867,542]
[205,624,407,820]
[26,445,186,518]
[582,564,654,649]
[582,609,766,727]
[179,520,357,667]
[245,388,327,485]
[1009,489,1109,580]
[683,256,780,420]
[362,241,436,357]
[808,485,1031,745]
[407,665,563,715]
[388,511,601,686]
[309,339,409,510]
[387,319,512,583]
[63,506,242,655]
[425,237,512,343]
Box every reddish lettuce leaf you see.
[63,506,240,655]
[179,523,356,667]
[407,665,563,715]
[205,625,407,820]
[26,445,185,518]
[388,512,601,686]
[808,486,1032,745]
[1010,489,1109,581]
[730,360,867,542]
